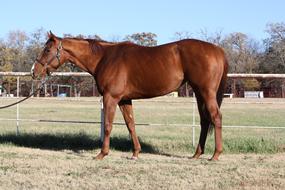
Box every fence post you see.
[44,83,47,97]
[192,92,195,147]
[31,81,34,97]
[100,97,104,142]
[16,76,20,136]
[93,79,96,96]
[57,85,60,97]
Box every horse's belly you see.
[127,70,184,99]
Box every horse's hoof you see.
[94,153,105,160]
[93,156,103,160]
[130,156,138,160]
[190,154,201,159]
[208,157,219,161]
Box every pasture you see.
[0,97,284,189]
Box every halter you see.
[35,41,63,71]
[56,41,63,61]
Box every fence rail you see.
[227,73,285,78]
[1,72,285,78]
[0,72,92,77]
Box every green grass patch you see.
[0,97,285,155]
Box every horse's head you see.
[31,31,66,79]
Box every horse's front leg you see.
[95,94,119,160]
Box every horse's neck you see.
[63,39,103,74]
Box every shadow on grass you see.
[0,132,158,154]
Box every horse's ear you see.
[48,31,56,39]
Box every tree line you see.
[1,23,285,74]
[0,22,285,96]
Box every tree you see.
[221,32,260,73]
[0,30,30,95]
[125,32,157,46]
[0,41,14,94]
[198,28,224,46]
[173,31,192,40]
[0,39,11,71]
[6,30,29,72]
[26,28,47,70]
[260,22,285,73]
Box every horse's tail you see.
[208,57,228,133]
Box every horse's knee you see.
[125,120,136,133]
[212,116,222,128]
[126,120,135,127]
[104,123,112,136]
[208,106,222,128]
[215,111,222,127]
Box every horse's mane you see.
[63,37,133,54]
[88,39,136,53]
[86,39,115,53]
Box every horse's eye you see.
[45,49,51,53]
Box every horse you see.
[31,32,228,161]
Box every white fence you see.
[2,72,285,77]
[1,72,285,145]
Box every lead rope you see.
[0,77,50,109]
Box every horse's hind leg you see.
[119,100,141,159]
[192,91,211,159]
[200,90,223,160]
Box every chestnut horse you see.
[31,32,228,160]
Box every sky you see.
[0,0,285,44]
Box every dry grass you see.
[0,97,285,189]
[0,146,284,190]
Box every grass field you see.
[0,97,285,189]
